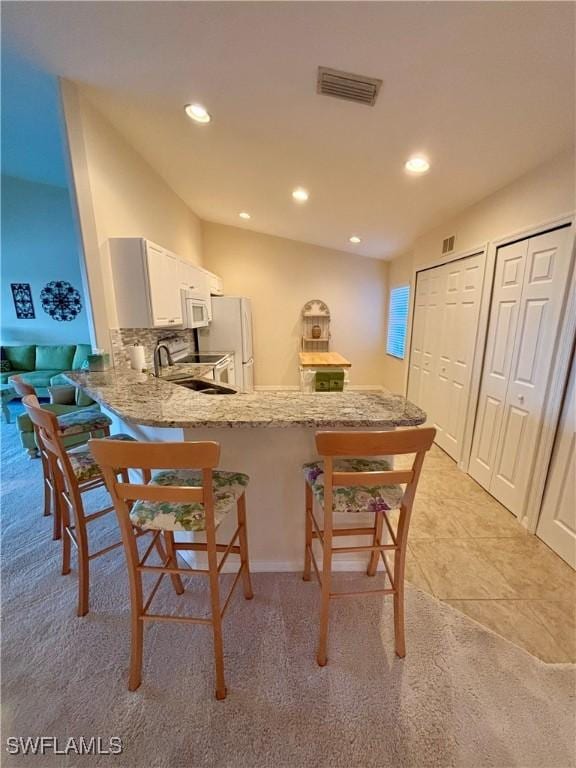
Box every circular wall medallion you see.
[40,280,82,322]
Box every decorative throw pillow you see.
[0,359,12,373]
[48,385,76,405]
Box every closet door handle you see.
[517,394,525,403]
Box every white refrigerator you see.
[199,296,254,392]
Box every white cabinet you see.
[178,259,207,297]
[196,268,223,321]
[109,238,186,328]
[146,242,182,327]
[203,269,224,296]
[468,227,573,516]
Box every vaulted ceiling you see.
[3,1,574,257]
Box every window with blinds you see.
[386,285,410,359]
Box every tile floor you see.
[396,444,576,663]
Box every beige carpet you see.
[1,422,575,768]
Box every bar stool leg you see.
[163,531,185,595]
[60,486,72,576]
[42,457,52,517]
[393,543,406,658]
[237,494,254,600]
[317,513,333,667]
[206,516,226,699]
[303,483,313,582]
[120,524,144,691]
[76,519,90,617]
[52,484,62,541]
[129,611,144,692]
[367,511,384,576]
[49,457,62,540]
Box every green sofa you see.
[1,343,92,397]
[0,343,102,457]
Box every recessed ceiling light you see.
[239,212,251,220]
[184,103,211,124]
[405,156,430,174]
[292,187,309,202]
[349,235,361,244]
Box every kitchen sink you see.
[171,378,236,395]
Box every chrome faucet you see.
[153,342,174,378]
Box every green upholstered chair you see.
[9,369,103,458]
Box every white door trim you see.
[489,211,575,250]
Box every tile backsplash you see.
[110,328,196,371]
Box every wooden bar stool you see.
[303,427,436,666]
[89,438,254,700]
[22,395,137,616]
[13,376,112,540]
[11,376,57,526]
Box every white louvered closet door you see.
[407,271,429,412]
[407,253,484,462]
[434,255,483,460]
[469,226,574,516]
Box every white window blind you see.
[386,285,410,359]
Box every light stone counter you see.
[65,369,426,571]
[64,369,425,429]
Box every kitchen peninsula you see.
[66,370,426,569]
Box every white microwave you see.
[182,290,210,329]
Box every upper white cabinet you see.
[109,238,209,328]
[178,259,207,298]
[197,268,224,321]
[146,242,182,326]
[203,269,224,297]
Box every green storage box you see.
[315,370,345,392]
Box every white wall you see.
[384,148,576,393]
[1,174,90,345]
[202,222,388,387]
[61,82,203,347]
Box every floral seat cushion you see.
[130,469,249,533]
[67,433,135,482]
[57,407,112,437]
[303,458,404,514]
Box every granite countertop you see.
[64,369,426,429]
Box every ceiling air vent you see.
[317,66,382,106]
[442,235,455,255]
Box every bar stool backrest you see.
[10,375,36,398]
[89,439,221,528]
[14,381,47,457]
[22,394,77,494]
[315,427,436,519]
